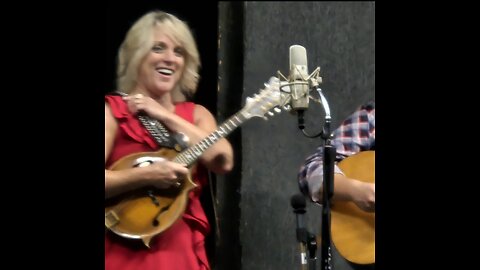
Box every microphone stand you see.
[299,84,335,270]
[291,193,318,270]
[277,66,334,269]
[307,232,318,270]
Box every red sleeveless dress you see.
[105,95,211,270]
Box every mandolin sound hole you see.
[105,186,181,208]
[152,203,172,226]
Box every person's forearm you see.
[331,173,359,201]
[105,168,146,199]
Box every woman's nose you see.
[163,49,175,63]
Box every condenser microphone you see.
[289,45,310,112]
[291,193,308,270]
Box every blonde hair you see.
[116,11,201,100]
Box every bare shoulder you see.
[105,103,117,128]
[105,103,114,119]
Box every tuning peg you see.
[267,111,274,116]
[283,105,292,111]
[274,108,282,113]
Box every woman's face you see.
[137,29,185,96]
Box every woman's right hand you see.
[141,160,190,189]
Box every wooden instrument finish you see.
[105,79,287,247]
[105,148,197,247]
[331,150,375,264]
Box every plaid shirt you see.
[298,102,375,202]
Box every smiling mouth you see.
[156,68,173,76]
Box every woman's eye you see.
[174,48,185,57]
[152,45,164,53]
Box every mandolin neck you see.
[173,111,248,167]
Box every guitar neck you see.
[173,111,248,167]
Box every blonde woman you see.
[105,11,233,270]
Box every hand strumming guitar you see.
[314,173,375,213]
[349,179,375,212]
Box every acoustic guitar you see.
[105,80,287,247]
[331,150,375,264]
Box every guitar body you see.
[331,150,375,265]
[105,148,197,247]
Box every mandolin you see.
[105,79,287,247]
[331,150,375,265]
